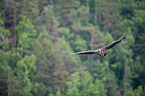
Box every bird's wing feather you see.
[101,36,126,51]
[62,50,96,55]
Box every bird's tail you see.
[98,52,107,57]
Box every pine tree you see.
[132,0,145,89]
[0,50,9,96]
[57,0,80,27]
[0,50,21,96]
[15,55,36,96]
[16,16,37,56]
[102,0,128,37]
[106,71,118,96]
[39,4,60,41]
[52,37,80,92]
[0,12,11,96]
[66,71,106,96]
[14,0,40,25]
[32,28,54,94]
[0,13,10,51]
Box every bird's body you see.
[62,36,126,57]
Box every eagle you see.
[62,36,126,56]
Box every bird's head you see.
[95,49,101,53]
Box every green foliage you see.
[15,0,40,25]
[60,28,74,40]
[56,90,64,96]
[32,28,53,94]
[40,4,60,41]
[73,35,88,51]
[52,37,81,91]
[106,71,118,96]
[16,16,37,55]
[0,13,10,50]
[0,50,21,96]
[124,86,144,96]
[66,71,106,96]
[0,13,4,25]
[0,50,9,96]
[56,0,81,27]
[0,0,145,96]
[16,55,36,96]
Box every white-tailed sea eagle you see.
[62,36,126,56]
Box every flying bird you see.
[62,36,126,56]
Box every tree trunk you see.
[8,70,10,96]
[123,60,127,93]
[102,0,107,32]
[13,7,16,54]
[49,0,53,5]
[123,59,131,94]
[91,34,94,50]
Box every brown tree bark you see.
[13,7,16,54]
[8,69,10,96]
[123,59,131,94]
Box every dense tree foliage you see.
[0,0,145,96]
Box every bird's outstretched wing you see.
[62,36,126,55]
[101,36,126,51]
[62,50,96,55]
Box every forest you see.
[0,0,145,96]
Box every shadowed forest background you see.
[0,0,145,96]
